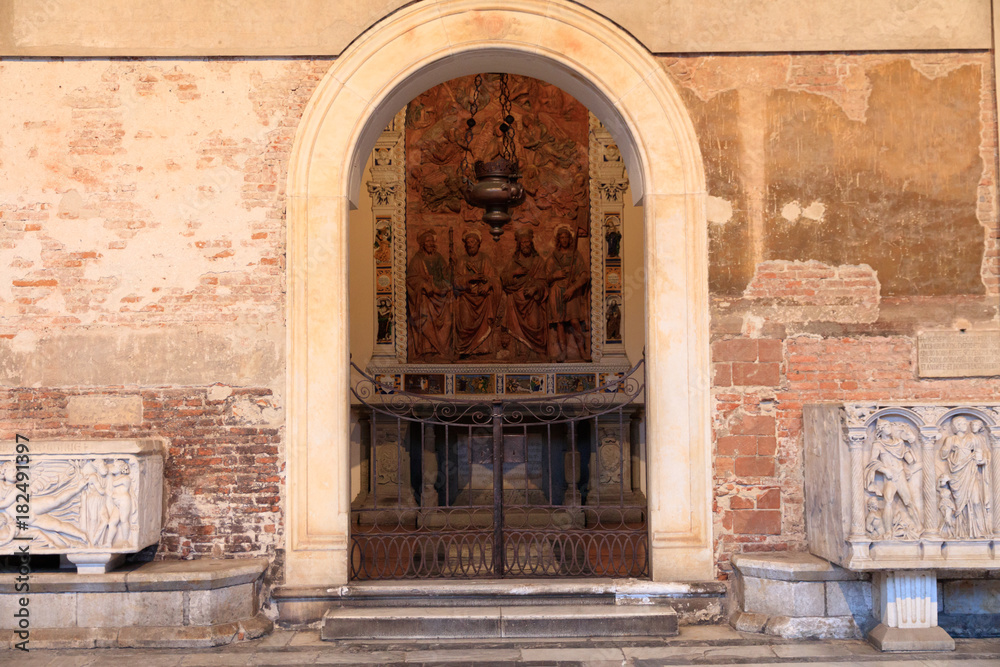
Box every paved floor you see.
[2,626,999,666]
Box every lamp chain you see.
[460,73,484,189]
[498,73,516,165]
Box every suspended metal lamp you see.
[460,73,525,241]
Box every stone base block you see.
[867,623,956,652]
[65,553,126,574]
[0,558,270,649]
[1,615,272,650]
[763,614,861,639]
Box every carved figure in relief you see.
[0,460,89,548]
[406,230,453,362]
[939,416,991,538]
[938,476,958,537]
[864,419,922,539]
[604,217,622,259]
[81,459,112,546]
[544,225,590,362]
[106,460,135,547]
[606,298,622,341]
[453,230,499,357]
[499,228,549,358]
[865,496,884,536]
[373,220,392,264]
[376,297,393,344]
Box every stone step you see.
[321,604,678,639]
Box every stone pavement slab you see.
[0,625,998,664]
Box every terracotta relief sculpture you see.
[545,225,591,362]
[403,74,593,364]
[938,416,991,538]
[864,419,922,539]
[499,228,550,360]
[406,230,453,362]
[453,230,499,358]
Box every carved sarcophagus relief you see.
[805,404,999,570]
[0,439,164,573]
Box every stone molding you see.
[286,0,712,586]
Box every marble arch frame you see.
[285,0,712,586]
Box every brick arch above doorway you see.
[285,0,713,587]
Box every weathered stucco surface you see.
[665,54,998,300]
[0,0,990,56]
[0,50,997,576]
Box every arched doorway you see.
[285,0,712,587]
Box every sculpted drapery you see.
[940,416,991,538]
[406,230,453,362]
[499,228,549,358]
[454,230,499,357]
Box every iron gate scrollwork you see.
[349,359,647,580]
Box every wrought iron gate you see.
[349,359,647,580]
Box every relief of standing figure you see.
[544,225,590,362]
[499,228,549,359]
[864,419,922,539]
[453,229,499,358]
[939,416,991,538]
[406,229,453,362]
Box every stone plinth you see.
[730,553,872,640]
[805,403,1000,650]
[0,439,165,573]
[869,570,955,651]
[0,559,271,649]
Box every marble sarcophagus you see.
[0,438,165,573]
[804,403,999,650]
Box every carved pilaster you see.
[366,107,407,365]
[919,427,942,543]
[588,113,628,362]
[847,431,867,541]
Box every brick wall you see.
[0,386,281,559]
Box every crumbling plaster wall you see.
[0,59,332,563]
[662,53,1000,576]
[0,51,997,579]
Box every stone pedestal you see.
[869,570,955,651]
[0,439,164,574]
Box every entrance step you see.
[275,579,726,627]
[321,604,678,639]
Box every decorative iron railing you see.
[349,358,647,580]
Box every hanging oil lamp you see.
[461,73,525,241]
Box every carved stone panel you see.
[805,403,999,571]
[0,439,164,573]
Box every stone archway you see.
[285,0,712,587]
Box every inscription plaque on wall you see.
[917,330,1000,377]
